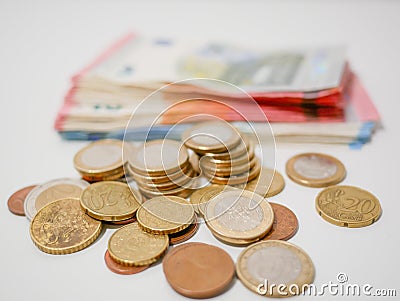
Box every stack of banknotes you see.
[55,33,380,147]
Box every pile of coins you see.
[182,121,261,185]
[6,130,384,299]
[105,195,199,271]
[128,139,198,199]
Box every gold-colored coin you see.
[30,198,102,255]
[236,240,315,297]
[138,168,196,192]
[286,153,346,187]
[202,136,249,160]
[81,166,126,182]
[80,181,141,221]
[130,161,192,185]
[208,226,260,246]
[201,142,254,168]
[202,155,257,177]
[74,139,127,175]
[108,222,169,266]
[189,153,200,174]
[204,190,274,241]
[245,167,285,198]
[137,196,195,234]
[129,139,189,176]
[316,185,381,227]
[182,121,242,154]
[204,160,261,185]
[24,178,89,220]
[139,187,195,200]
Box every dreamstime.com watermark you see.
[257,273,397,297]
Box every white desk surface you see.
[1,0,399,300]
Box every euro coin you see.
[315,185,381,227]
[262,203,298,241]
[208,227,260,246]
[201,142,254,167]
[108,222,168,266]
[7,185,36,216]
[73,139,127,178]
[24,178,89,220]
[204,190,274,241]
[129,139,189,176]
[245,167,285,198]
[202,136,249,160]
[104,250,149,275]
[286,153,346,187]
[163,242,235,298]
[139,184,195,199]
[30,198,102,254]
[137,196,195,234]
[80,181,141,221]
[129,161,192,185]
[197,185,236,217]
[189,184,228,214]
[169,215,199,245]
[202,155,257,177]
[204,160,261,185]
[182,121,241,154]
[236,240,315,297]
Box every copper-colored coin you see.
[163,242,235,298]
[262,203,298,241]
[7,185,36,216]
[169,216,199,245]
[104,250,149,275]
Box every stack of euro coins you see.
[105,196,197,273]
[128,139,197,199]
[182,121,261,186]
[74,139,131,182]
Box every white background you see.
[1,0,399,300]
